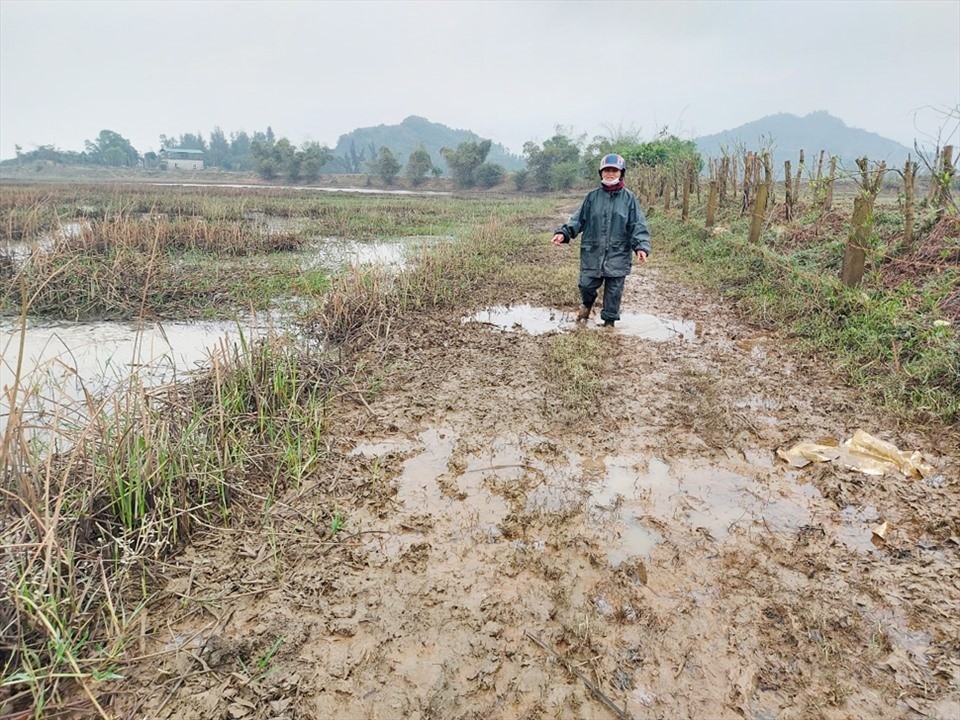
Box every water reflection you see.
[465,305,574,335]
[2,221,88,261]
[151,182,451,197]
[302,236,449,271]
[0,317,255,436]
[586,455,825,563]
[613,313,697,340]
[462,305,697,340]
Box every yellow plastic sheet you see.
[777,429,934,479]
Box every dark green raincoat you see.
[554,186,651,277]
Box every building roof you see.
[161,148,205,155]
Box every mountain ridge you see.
[330,115,524,173]
[694,111,914,166]
[331,112,915,174]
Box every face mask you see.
[601,176,621,186]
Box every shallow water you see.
[611,312,697,340]
[302,235,449,271]
[0,317,262,436]
[2,220,88,261]
[462,304,697,340]
[464,305,575,335]
[151,182,451,197]
[350,426,889,570]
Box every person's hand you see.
[636,249,648,263]
[552,232,566,246]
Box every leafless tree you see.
[911,104,959,217]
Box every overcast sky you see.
[1,0,958,161]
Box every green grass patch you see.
[656,213,959,429]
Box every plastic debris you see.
[777,429,935,479]
[777,442,842,466]
[872,520,889,540]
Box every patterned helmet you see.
[599,153,626,174]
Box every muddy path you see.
[111,234,959,719]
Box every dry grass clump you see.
[305,216,572,351]
[0,206,61,243]
[546,330,608,415]
[68,214,304,256]
[1,211,312,319]
[305,219,510,349]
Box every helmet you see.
[599,153,626,174]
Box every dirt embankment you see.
[111,240,959,719]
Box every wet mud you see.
[112,257,959,719]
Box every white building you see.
[159,148,204,170]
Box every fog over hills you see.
[331,116,525,173]
[694,111,916,168]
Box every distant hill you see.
[695,111,914,170]
[329,115,524,174]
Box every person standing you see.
[551,154,650,327]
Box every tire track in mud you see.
[115,257,959,720]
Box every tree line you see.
[6,124,700,190]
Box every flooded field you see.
[2,184,957,720]
[0,210,448,436]
[151,181,452,196]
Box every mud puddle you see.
[354,426,886,568]
[590,453,912,564]
[606,312,697,340]
[463,304,696,339]
[353,427,551,554]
